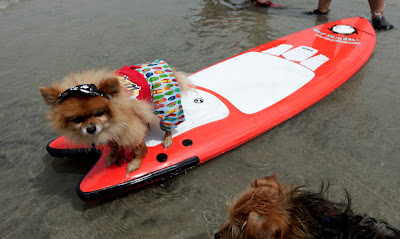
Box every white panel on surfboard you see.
[190,52,315,114]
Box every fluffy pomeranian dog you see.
[215,174,400,239]
[40,60,192,177]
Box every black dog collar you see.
[57,84,110,103]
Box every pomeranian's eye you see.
[95,111,104,117]
[73,116,84,123]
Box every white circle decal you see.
[331,25,356,35]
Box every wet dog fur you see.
[215,174,400,239]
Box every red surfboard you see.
[46,17,375,201]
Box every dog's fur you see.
[215,174,400,239]
[40,68,191,176]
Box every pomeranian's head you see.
[40,70,130,146]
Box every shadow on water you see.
[30,154,96,205]
[51,155,97,175]
[81,176,193,209]
[34,149,198,210]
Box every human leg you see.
[306,0,332,15]
[317,0,332,13]
[368,0,393,30]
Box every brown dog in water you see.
[215,174,400,239]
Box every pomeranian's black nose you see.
[86,124,97,134]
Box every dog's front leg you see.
[126,140,148,177]
[161,130,173,149]
[106,141,120,167]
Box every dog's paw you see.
[161,137,173,149]
[161,131,173,149]
[126,158,142,177]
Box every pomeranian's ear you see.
[40,86,62,106]
[98,77,121,97]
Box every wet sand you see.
[0,0,399,238]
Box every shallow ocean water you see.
[0,0,399,238]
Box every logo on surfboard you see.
[194,98,204,103]
[312,28,360,45]
[329,25,357,35]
